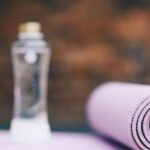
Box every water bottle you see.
[10,22,51,142]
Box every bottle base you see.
[10,119,51,143]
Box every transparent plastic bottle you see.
[10,22,51,142]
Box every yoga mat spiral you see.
[87,82,150,150]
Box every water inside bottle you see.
[13,49,49,119]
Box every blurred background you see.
[0,0,149,131]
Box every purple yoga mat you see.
[87,82,150,150]
[0,131,117,150]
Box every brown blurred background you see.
[0,0,149,131]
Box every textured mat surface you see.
[0,131,119,150]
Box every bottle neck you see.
[18,32,44,39]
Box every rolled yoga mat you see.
[87,82,150,150]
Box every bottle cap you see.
[18,22,43,38]
[19,22,41,33]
